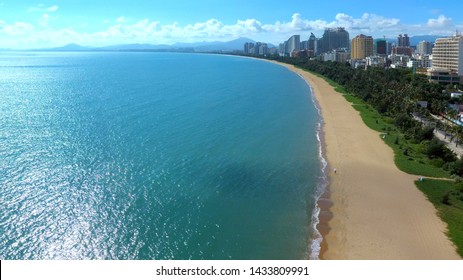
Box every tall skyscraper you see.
[308,33,317,56]
[432,35,463,74]
[393,34,413,57]
[417,41,434,55]
[351,34,374,60]
[243,42,254,54]
[398,34,410,47]
[285,35,300,56]
[374,39,387,56]
[319,27,350,53]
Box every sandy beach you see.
[274,62,460,259]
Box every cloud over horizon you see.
[27,4,59,13]
[0,12,461,49]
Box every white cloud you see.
[28,4,59,13]
[427,15,452,28]
[116,16,127,23]
[1,21,34,35]
[38,13,50,27]
[332,13,401,33]
[0,12,461,49]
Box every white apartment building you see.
[432,35,463,74]
[289,35,301,56]
[417,41,433,55]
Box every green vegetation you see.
[416,179,463,257]
[314,75,451,178]
[272,57,463,256]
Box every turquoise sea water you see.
[0,52,323,260]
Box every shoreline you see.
[271,61,460,259]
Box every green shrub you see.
[449,159,463,177]
[430,158,445,168]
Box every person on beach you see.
[333,168,337,174]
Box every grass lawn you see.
[298,66,461,257]
[326,80,451,178]
[416,179,463,257]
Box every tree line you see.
[272,57,463,177]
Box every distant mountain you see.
[194,37,256,52]
[30,37,268,53]
[377,35,445,46]
[97,43,171,51]
[46,43,93,51]
[410,35,443,45]
[171,40,223,48]
[96,37,260,52]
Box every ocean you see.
[0,52,324,260]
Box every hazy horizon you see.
[1,0,462,49]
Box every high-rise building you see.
[351,34,374,60]
[417,40,434,55]
[287,35,300,56]
[374,39,387,56]
[393,34,413,57]
[319,27,350,53]
[280,35,300,56]
[243,42,268,56]
[386,42,393,55]
[257,43,268,56]
[432,34,463,74]
[308,33,317,56]
[279,43,286,56]
[244,42,254,54]
[398,34,410,47]
[300,40,308,50]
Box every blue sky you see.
[1,0,462,48]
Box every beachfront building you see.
[308,33,318,57]
[432,34,463,74]
[279,35,300,57]
[427,69,461,84]
[257,43,268,56]
[244,42,254,54]
[319,27,350,54]
[243,42,269,56]
[351,34,374,60]
[428,33,463,84]
[287,35,300,57]
[323,49,350,63]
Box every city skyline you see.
[1,0,463,49]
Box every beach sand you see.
[274,62,460,259]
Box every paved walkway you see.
[414,114,463,158]
[434,129,463,158]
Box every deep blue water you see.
[0,52,322,260]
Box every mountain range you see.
[382,35,442,45]
[35,37,262,52]
[9,35,448,53]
